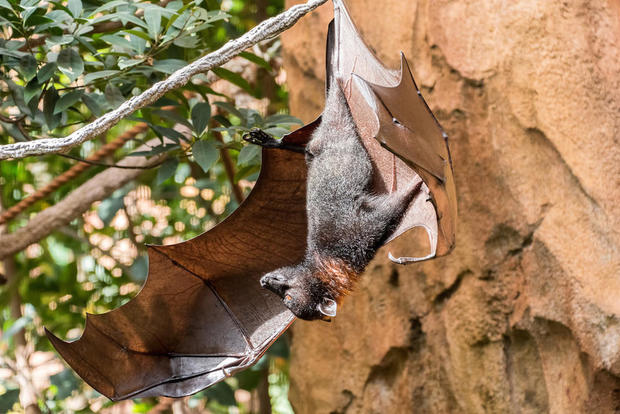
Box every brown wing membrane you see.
[330,0,457,261]
[47,0,456,400]
[46,129,314,400]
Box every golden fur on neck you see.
[314,256,360,302]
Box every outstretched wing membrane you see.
[47,139,310,400]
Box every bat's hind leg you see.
[361,180,424,238]
[243,128,305,154]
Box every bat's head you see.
[260,265,337,321]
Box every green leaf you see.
[124,29,151,41]
[26,14,53,27]
[264,126,290,138]
[54,90,83,114]
[150,125,186,143]
[19,54,37,81]
[156,158,178,185]
[237,144,260,166]
[0,15,15,30]
[127,32,147,54]
[152,58,186,74]
[45,35,74,47]
[37,62,57,83]
[213,101,243,120]
[144,6,161,39]
[191,102,210,135]
[0,0,13,10]
[100,34,134,50]
[67,0,81,17]
[22,78,40,104]
[265,113,303,126]
[57,48,84,82]
[83,70,120,84]
[0,47,25,58]
[116,12,149,29]
[211,114,231,127]
[152,108,192,129]
[47,5,72,19]
[205,9,231,23]
[21,6,38,25]
[82,93,104,116]
[43,86,61,129]
[88,0,128,17]
[1,124,28,141]
[104,83,124,108]
[212,67,252,94]
[172,34,199,49]
[76,33,97,53]
[239,51,271,71]
[3,78,29,115]
[192,140,219,173]
[164,1,192,32]
[117,58,142,69]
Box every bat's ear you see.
[318,297,337,317]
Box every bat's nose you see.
[259,273,287,295]
[260,274,278,289]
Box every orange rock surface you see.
[282,0,620,412]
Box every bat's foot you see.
[243,128,280,148]
[243,128,306,154]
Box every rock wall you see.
[281,0,620,412]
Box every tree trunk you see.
[282,1,620,413]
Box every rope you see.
[0,122,150,226]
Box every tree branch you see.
[0,0,328,161]
[0,153,165,259]
[0,122,150,226]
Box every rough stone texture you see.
[282,0,620,412]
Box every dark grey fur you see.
[247,80,421,320]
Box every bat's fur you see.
[254,80,422,321]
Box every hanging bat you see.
[244,77,424,321]
[46,0,456,401]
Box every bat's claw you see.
[388,251,435,264]
[243,128,280,147]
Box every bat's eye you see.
[285,294,292,301]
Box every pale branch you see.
[0,153,165,259]
[0,0,328,161]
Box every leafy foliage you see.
[0,0,298,412]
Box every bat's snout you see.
[259,273,288,296]
[259,275,271,288]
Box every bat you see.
[46,0,456,400]
[246,78,425,322]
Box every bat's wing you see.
[47,0,455,400]
[329,0,457,261]
[45,126,317,400]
